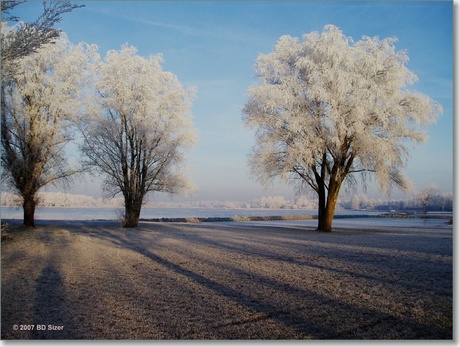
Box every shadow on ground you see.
[1,220,453,339]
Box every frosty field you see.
[1,219,452,339]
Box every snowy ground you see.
[1,219,452,339]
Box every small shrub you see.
[184,217,201,223]
[1,222,12,241]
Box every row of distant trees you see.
[1,192,310,209]
[1,192,122,208]
[341,192,453,213]
[2,191,452,213]
[0,192,316,209]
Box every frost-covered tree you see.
[243,25,442,232]
[1,0,83,81]
[80,45,196,228]
[417,184,438,215]
[1,33,97,226]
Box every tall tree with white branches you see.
[1,1,85,226]
[243,25,442,232]
[1,33,97,226]
[80,45,197,228]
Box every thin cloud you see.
[84,6,260,44]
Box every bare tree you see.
[1,34,96,226]
[80,45,197,227]
[243,25,442,232]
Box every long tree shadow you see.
[132,222,453,297]
[32,263,69,339]
[92,228,343,338]
[85,226,452,339]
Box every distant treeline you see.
[0,192,123,208]
[0,191,453,212]
[340,192,453,212]
[0,192,316,209]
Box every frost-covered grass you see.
[1,220,452,339]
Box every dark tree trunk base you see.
[23,198,36,227]
[123,205,141,228]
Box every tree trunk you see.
[316,184,326,231]
[318,197,337,232]
[123,198,142,228]
[123,210,140,228]
[317,180,341,232]
[23,196,36,227]
[315,159,327,232]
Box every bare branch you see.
[1,1,84,81]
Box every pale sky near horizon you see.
[6,0,454,202]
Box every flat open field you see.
[1,219,452,340]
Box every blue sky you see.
[7,1,454,202]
